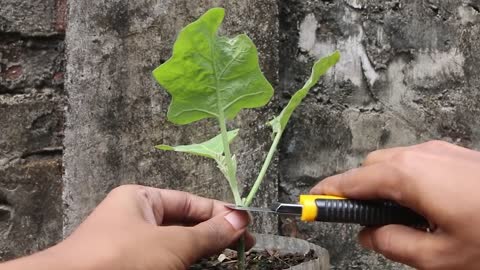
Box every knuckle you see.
[391,150,417,168]
[391,150,412,164]
[111,184,139,193]
[364,150,380,165]
[380,163,405,202]
[108,184,139,196]
[372,229,395,258]
[337,169,355,191]
[421,140,449,150]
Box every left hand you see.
[1,185,254,270]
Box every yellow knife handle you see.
[299,195,428,228]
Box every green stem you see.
[217,113,245,269]
[244,130,283,206]
[237,236,246,270]
[217,112,242,205]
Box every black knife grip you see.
[315,199,428,227]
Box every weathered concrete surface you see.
[64,0,279,235]
[0,35,65,95]
[278,0,480,269]
[0,0,66,260]
[0,0,67,34]
[0,92,65,260]
[0,93,64,163]
[0,158,63,261]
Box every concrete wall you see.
[0,0,66,261]
[63,0,280,236]
[278,0,480,269]
[2,0,480,269]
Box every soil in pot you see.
[189,249,317,270]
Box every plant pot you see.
[252,233,329,270]
[190,233,329,269]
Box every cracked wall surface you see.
[0,0,66,261]
[278,0,480,268]
[2,0,480,269]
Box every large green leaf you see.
[155,129,239,159]
[270,51,340,134]
[153,8,273,125]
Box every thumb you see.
[359,225,441,269]
[186,210,250,261]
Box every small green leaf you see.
[270,51,340,134]
[155,129,239,159]
[153,7,273,125]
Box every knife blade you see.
[227,195,430,228]
[227,203,302,215]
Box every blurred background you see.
[1,0,479,269]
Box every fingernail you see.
[359,234,373,249]
[225,211,249,230]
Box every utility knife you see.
[228,195,429,228]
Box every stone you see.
[0,93,64,162]
[0,36,65,95]
[0,92,64,261]
[0,0,64,35]
[0,158,62,261]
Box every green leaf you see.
[153,8,273,125]
[155,129,239,159]
[269,51,340,134]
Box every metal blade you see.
[226,205,275,213]
[270,203,302,216]
[226,203,303,216]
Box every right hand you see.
[310,140,480,270]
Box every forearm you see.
[0,245,94,270]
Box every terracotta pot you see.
[252,234,329,270]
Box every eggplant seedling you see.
[153,7,339,269]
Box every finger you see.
[309,163,420,209]
[180,210,250,263]
[362,141,479,168]
[359,225,444,269]
[362,147,408,167]
[416,140,480,160]
[91,185,153,225]
[139,187,231,225]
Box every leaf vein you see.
[222,91,264,111]
[173,108,219,118]
[217,46,248,81]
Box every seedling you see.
[153,7,339,269]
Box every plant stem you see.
[217,113,245,269]
[244,130,283,206]
[217,112,242,205]
[237,236,246,270]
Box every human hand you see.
[310,140,480,270]
[1,185,253,270]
